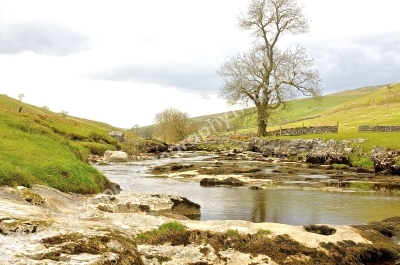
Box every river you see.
[94,155,400,226]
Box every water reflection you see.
[94,158,400,225]
[251,190,266,223]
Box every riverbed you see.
[94,154,400,226]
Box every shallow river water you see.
[94,155,400,226]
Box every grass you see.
[137,221,188,242]
[0,94,120,194]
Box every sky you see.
[1,0,399,128]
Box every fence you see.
[359,125,400,133]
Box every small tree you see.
[154,108,191,142]
[132,124,140,134]
[18,93,25,102]
[218,0,322,137]
[60,110,68,118]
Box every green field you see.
[265,83,400,150]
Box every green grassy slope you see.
[138,83,400,152]
[135,83,400,149]
[269,83,400,152]
[0,95,121,194]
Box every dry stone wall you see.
[359,125,400,133]
[267,125,338,136]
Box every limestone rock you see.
[90,192,201,218]
[103,150,128,162]
[200,177,245,187]
[138,140,169,153]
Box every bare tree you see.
[154,108,191,142]
[217,0,322,137]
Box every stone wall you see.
[359,125,400,133]
[267,125,338,136]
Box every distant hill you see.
[134,83,400,137]
[0,94,125,194]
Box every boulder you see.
[103,150,128,162]
[109,131,125,142]
[306,150,350,165]
[138,140,169,153]
[371,148,400,175]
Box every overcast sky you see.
[1,0,399,128]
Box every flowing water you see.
[94,155,400,226]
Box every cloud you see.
[87,62,222,95]
[304,31,400,93]
[0,20,90,56]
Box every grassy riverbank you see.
[0,94,122,193]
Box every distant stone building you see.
[109,131,125,142]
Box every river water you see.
[94,155,400,226]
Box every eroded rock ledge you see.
[91,192,200,218]
[1,185,398,264]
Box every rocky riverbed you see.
[1,184,400,264]
[149,149,400,191]
[2,138,400,264]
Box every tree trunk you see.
[257,108,267,137]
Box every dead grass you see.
[303,224,337,236]
[41,229,142,264]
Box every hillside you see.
[135,83,400,150]
[0,94,123,194]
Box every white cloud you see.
[1,0,399,128]
[0,20,90,56]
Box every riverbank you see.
[1,184,399,264]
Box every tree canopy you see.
[154,108,191,142]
